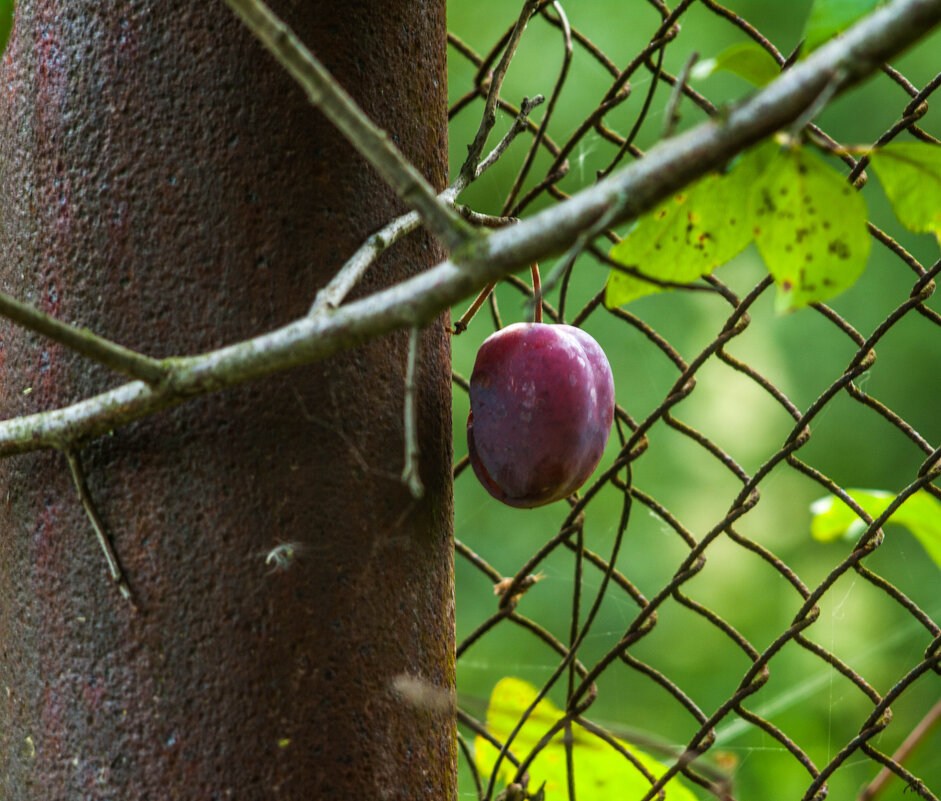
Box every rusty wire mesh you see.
[446,1,941,799]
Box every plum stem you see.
[530,262,542,324]
[453,261,540,333]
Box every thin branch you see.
[401,327,424,500]
[458,0,541,184]
[1,0,939,457]
[222,0,473,251]
[0,291,167,384]
[309,96,540,316]
[501,3,572,215]
[454,207,519,229]
[65,450,136,609]
[310,211,423,315]
[787,67,849,138]
[472,94,546,185]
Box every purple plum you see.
[467,322,615,508]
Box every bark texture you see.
[0,2,454,799]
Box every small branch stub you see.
[65,450,137,610]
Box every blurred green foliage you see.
[811,488,941,568]
[447,1,941,798]
[0,0,13,59]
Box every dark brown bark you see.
[0,2,454,799]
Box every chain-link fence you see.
[446,2,941,798]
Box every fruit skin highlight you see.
[467,322,615,508]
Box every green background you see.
[445,1,941,799]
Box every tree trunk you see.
[0,2,454,799]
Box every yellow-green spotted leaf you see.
[803,0,884,53]
[690,42,781,87]
[810,489,941,569]
[752,147,870,313]
[474,678,698,801]
[869,142,941,243]
[604,144,774,308]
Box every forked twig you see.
[475,94,546,182]
[459,0,541,184]
[310,95,540,317]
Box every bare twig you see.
[787,67,849,139]
[310,95,540,316]
[1,0,939,457]
[455,207,520,229]
[537,183,627,301]
[401,327,424,499]
[65,450,136,609]
[501,3,572,215]
[473,94,546,185]
[310,211,424,316]
[0,291,167,384]
[458,0,541,184]
[222,0,473,251]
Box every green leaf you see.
[869,142,941,243]
[474,678,699,801]
[604,143,774,308]
[0,0,12,59]
[752,147,870,313]
[810,489,941,570]
[690,42,781,87]
[803,0,884,53]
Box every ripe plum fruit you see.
[467,322,615,508]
